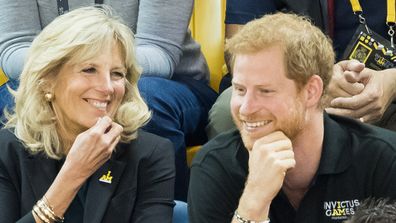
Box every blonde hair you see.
[5,5,150,159]
[226,13,335,107]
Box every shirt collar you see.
[317,113,352,175]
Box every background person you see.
[0,6,175,222]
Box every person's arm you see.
[0,0,41,79]
[134,0,193,78]
[131,138,175,223]
[0,152,25,222]
[231,131,295,223]
[189,131,295,223]
[188,154,241,223]
[0,117,122,222]
[40,117,123,220]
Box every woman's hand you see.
[64,116,123,180]
[39,116,123,219]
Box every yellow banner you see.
[0,68,9,87]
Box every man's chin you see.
[240,134,255,151]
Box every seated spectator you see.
[346,198,396,223]
[0,0,218,201]
[207,0,396,139]
[0,6,175,222]
[188,13,396,223]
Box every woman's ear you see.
[304,74,323,108]
[40,73,57,99]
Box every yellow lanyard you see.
[349,0,396,48]
[349,0,362,13]
[349,0,395,23]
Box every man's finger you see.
[336,78,364,96]
[326,102,379,120]
[330,93,368,110]
[253,131,289,145]
[342,59,365,73]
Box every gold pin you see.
[99,171,113,184]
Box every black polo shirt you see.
[188,114,396,223]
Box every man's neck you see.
[282,111,324,208]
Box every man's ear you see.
[303,75,323,108]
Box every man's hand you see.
[235,131,295,221]
[326,60,365,102]
[326,64,396,123]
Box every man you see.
[188,13,396,223]
[207,0,396,140]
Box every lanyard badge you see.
[342,0,396,70]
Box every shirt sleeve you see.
[0,0,41,79]
[135,0,193,79]
[0,146,35,223]
[131,138,176,223]
[225,0,278,24]
[372,145,396,198]
[188,156,240,223]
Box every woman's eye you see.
[111,72,125,80]
[82,67,96,73]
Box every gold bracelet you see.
[37,199,57,222]
[42,196,65,223]
[234,210,270,223]
[33,197,64,223]
[32,204,51,223]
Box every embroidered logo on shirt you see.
[323,199,360,220]
[0,68,9,87]
[99,171,113,184]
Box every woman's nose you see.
[96,72,115,95]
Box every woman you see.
[0,0,218,201]
[0,6,175,223]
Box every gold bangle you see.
[42,196,65,223]
[32,204,50,223]
[37,199,57,222]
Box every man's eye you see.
[233,86,246,95]
[258,88,274,94]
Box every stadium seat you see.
[186,0,226,166]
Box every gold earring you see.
[45,93,53,102]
